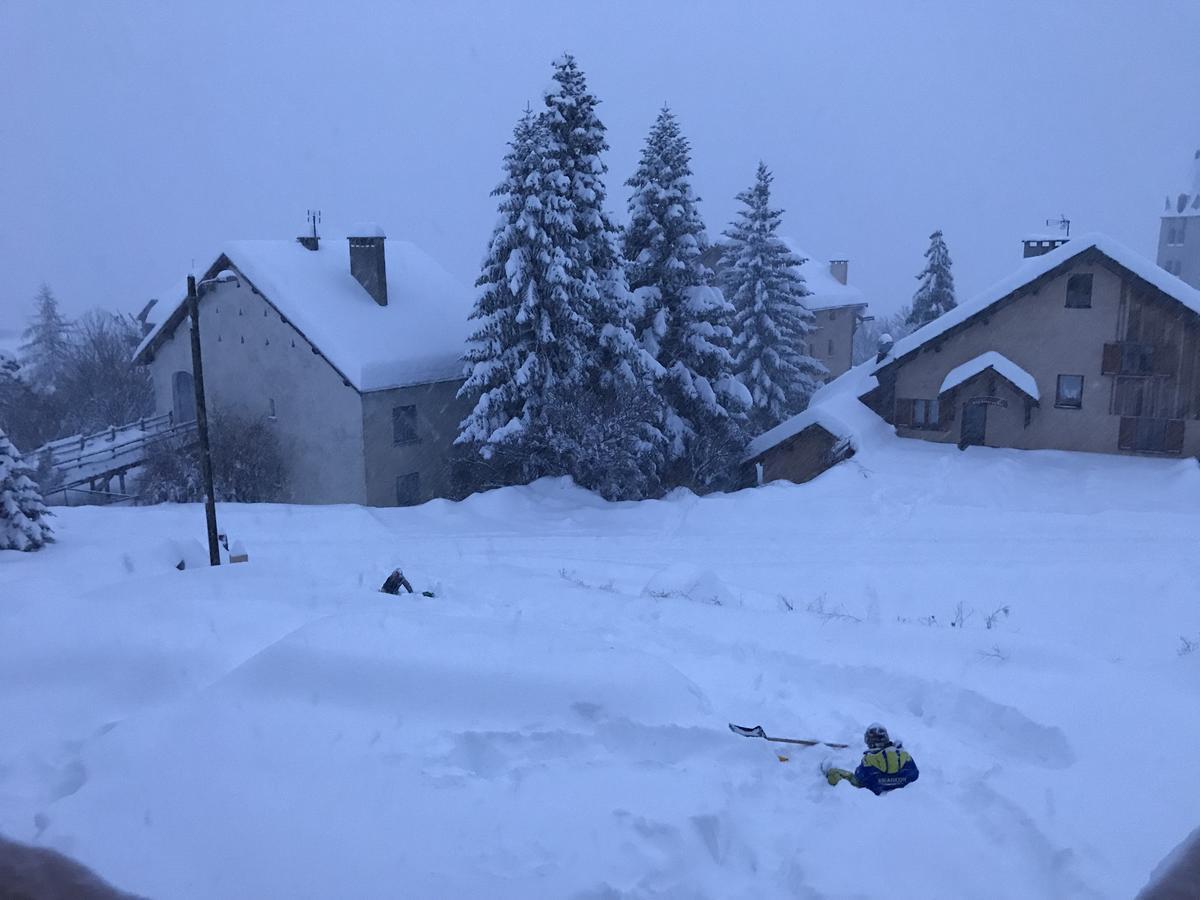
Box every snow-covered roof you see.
[782,239,867,311]
[744,358,890,461]
[873,233,1200,373]
[939,351,1039,401]
[135,237,472,392]
[705,238,866,312]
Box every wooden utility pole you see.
[187,275,221,566]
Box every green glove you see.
[826,767,851,786]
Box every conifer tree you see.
[539,54,666,498]
[457,108,587,481]
[20,284,71,395]
[723,163,825,435]
[0,427,53,551]
[907,229,957,327]
[623,107,747,489]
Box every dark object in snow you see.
[0,832,147,899]
[421,590,435,598]
[380,569,414,595]
[728,723,849,749]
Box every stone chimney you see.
[349,224,388,307]
[829,259,849,285]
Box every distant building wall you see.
[360,379,473,506]
[810,305,864,380]
[1156,215,1200,290]
[883,260,1200,457]
[146,279,368,504]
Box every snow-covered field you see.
[2,439,1198,898]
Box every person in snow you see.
[824,723,918,795]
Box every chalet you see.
[133,227,474,506]
[747,233,1200,482]
[787,244,870,380]
[701,242,870,381]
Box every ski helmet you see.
[864,723,890,749]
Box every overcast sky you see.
[2,0,1198,338]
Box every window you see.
[392,405,419,444]
[171,371,196,424]
[913,398,941,428]
[396,472,420,506]
[1167,226,1177,246]
[827,339,834,355]
[1055,374,1083,409]
[1168,220,1187,246]
[268,398,277,419]
[1065,273,1093,308]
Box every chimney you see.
[1022,236,1069,258]
[349,224,388,307]
[875,333,894,363]
[829,259,849,285]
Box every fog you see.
[2,0,1196,329]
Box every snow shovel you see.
[728,722,849,761]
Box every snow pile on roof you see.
[137,238,472,392]
[350,223,387,238]
[781,238,866,310]
[874,233,1200,372]
[940,351,1039,400]
[745,357,889,460]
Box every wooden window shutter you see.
[1118,416,1136,450]
[940,393,956,425]
[1165,419,1185,453]
[894,398,914,426]
[1101,343,1121,376]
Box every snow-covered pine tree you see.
[456,107,588,483]
[623,106,748,490]
[0,426,53,552]
[20,284,71,395]
[723,163,825,435]
[539,54,666,498]
[907,229,957,327]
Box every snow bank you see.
[643,562,737,607]
[940,350,1040,400]
[4,444,1200,898]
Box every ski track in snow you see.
[1,445,1198,898]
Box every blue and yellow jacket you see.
[852,744,919,795]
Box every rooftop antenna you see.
[298,209,323,251]
[1045,215,1071,237]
